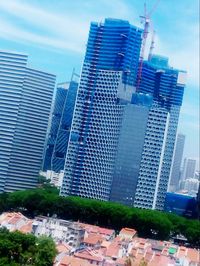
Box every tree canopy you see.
[0,228,56,266]
[0,186,199,248]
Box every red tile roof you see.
[119,228,137,237]
[83,233,103,245]
[74,249,103,262]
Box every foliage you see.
[0,187,199,247]
[0,228,56,266]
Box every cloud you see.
[0,0,90,53]
[180,102,199,119]
[0,17,85,53]
[153,21,199,87]
[0,0,137,54]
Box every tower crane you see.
[136,0,160,91]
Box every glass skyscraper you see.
[110,92,170,209]
[60,19,143,200]
[110,93,153,206]
[60,20,186,211]
[137,55,186,210]
[0,50,55,192]
[42,77,78,172]
[169,133,185,192]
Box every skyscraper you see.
[110,93,152,206]
[110,92,170,209]
[60,18,143,200]
[137,55,186,210]
[0,50,55,192]
[182,158,196,180]
[169,133,185,192]
[42,75,79,172]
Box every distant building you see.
[182,158,196,180]
[184,178,199,196]
[169,133,185,192]
[0,50,55,192]
[164,192,198,218]
[40,170,64,188]
[42,76,78,173]
[197,184,200,220]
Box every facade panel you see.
[0,51,55,192]
[61,19,143,200]
[42,79,78,172]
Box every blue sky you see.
[0,0,199,167]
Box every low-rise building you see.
[1,212,199,266]
[0,212,32,233]
[32,216,85,248]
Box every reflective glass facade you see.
[138,55,186,210]
[110,94,152,206]
[43,80,78,172]
[0,50,55,192]
[61,19,143,200]
[169,133,185,192]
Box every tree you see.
[0,228,56,266]
[1,187,200,247]
[35,236,57,266]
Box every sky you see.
[0,0,199,167]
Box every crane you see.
[136,0,160,91]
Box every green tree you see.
[0,228,56,266]
[35,236,57,266]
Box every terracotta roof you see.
[58,255,93,266]
[119,228,137,237]
[144,251,154,262]
[148,254,175,266]
[77,223,114,237]
[83,233,103,245]
[19,220,33,233]
[116,257,126,265]
[74,249,103,262]
[187,248,200,263]
[56,242,72,254]
[106,242,120,258]
[0,212,25,225]
[101,240,111,248]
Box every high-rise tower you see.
[0,50,55,192]
[60,19,143,200]
[182,158,196,180]
[42,76,79,172]
[110,92,170,209]
[169,133,185,192]
[137,54,186,210]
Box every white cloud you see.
[153,23,199,87]
[0,18,84,53]
[0,0,137,54]
[0,0,90,53]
